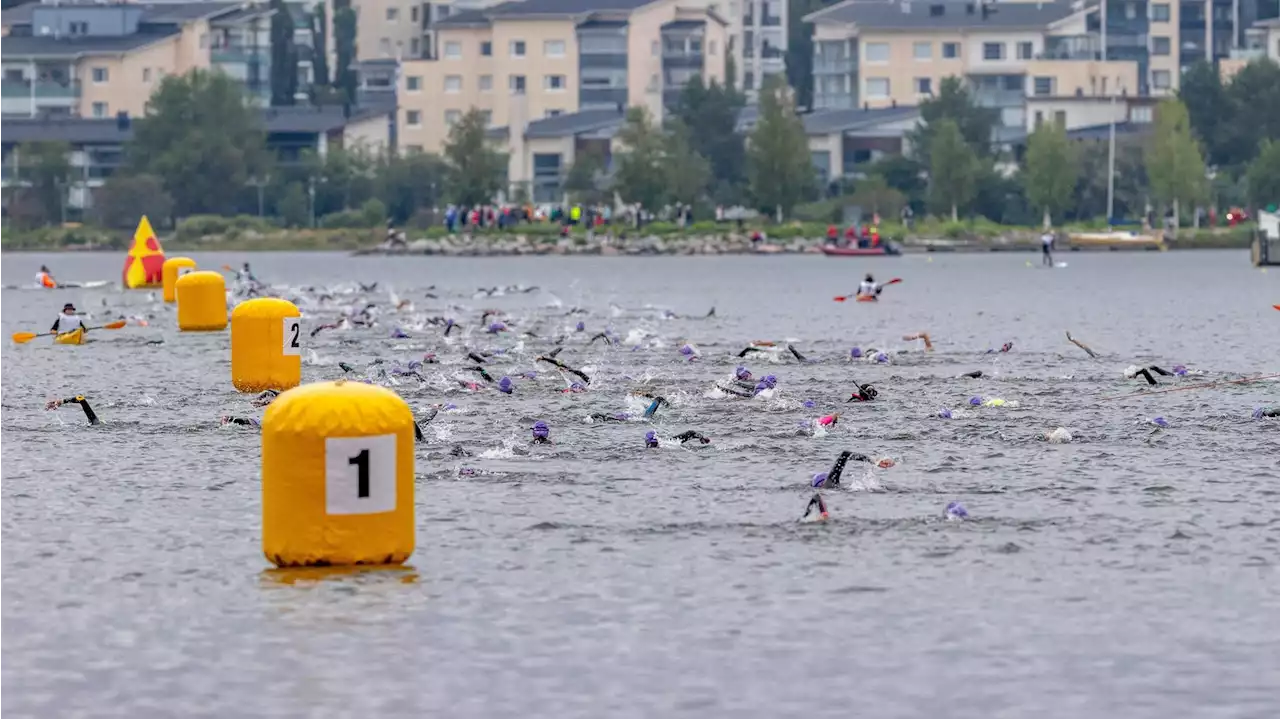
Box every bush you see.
[319,209,372,229]
[360,198,387,227]
[175,214,276,241]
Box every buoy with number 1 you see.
[231,298,302,392]
[261,381,415,567]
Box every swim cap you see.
[874,353,888,363]
[735,366,752,381]
[532,421,549,439]
[850,347,863,358]
[391,328,409,338]
[969,396,983,406]
[575,321,585,331]
[443,403,457,411]
[1172,364,1188,376]
[945,501,968,519]
[446,318,455,327]
[569,382,584,392]
[498,377,513,394]
[811,472,829,487]
[803,399,816,408]
[763,375,777,388]
[1150,416,1169,428]
[407,360,422,371]
[645,430,658,447]
[1254,407,1266,419]
[488,322,507,333]
[680,344,695,356]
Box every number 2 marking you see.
[282,317,302,356]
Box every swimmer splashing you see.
[46,395,99,425]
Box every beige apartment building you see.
[2,1,275,119]
[397,0,726,197]
[805,0,1159,141]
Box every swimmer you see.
[220,416,260,427]
[673,430,711,445]
[985,342,1013,354]
[902,332,933,351]
[450,443,473,457]
[466,366,496,383]
[847,383,878,402]
[945,501,969,520]
[1124,365,1175,386]
[733,366,753,385]
[497,377,514,394]
[443,319,457,336]
[561,382,587,394]
[531,420,552,444]
[643,396,669,418]
[753,375,778,396]
[957,370,983,379]
[467,351,490,365]
[816,412,839,427]
[45,395,99,425]
[787,344,808,362]
[51,303,84,335]
[645,430,660,447]
[536,354,591,385]
[251,389,280,407]
[589,332,612,345]
[800,493,829,523]
[591,412,631,423]
[1253,407,1280,418]
[810,451,853,488]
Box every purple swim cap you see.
[645,430,658,446]
[938,408,953,419]
[391,328,409,338]
[1173,364,1188,376]
[874,352,889,363]
[680,344,695,356]
[532,421,549,439]
[735,365,751,381]
[1151,416,1169,428]
[803,399,816,408]
[488,322,506,333]
[850,347,863,358]
[764,375,777,387]
[1254,407,1266,419]
[407,360,422,371]
[575,321,585,331]
[443,403,457,411]
[945,501,969,519]
[969,396,983,406]
[811,472,829,488]
[446,318,455,327]
[498,377,513,394]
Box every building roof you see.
[805,0,1075,30]
[1,31,181,59]
[488,0,659,16]
[527,108,625,137]
[801,105,921,134]
[662,19,706,31]
[1064,120,1150,141]
[435,9,492,27]
[143,2,244,24]
[1,105,394,145]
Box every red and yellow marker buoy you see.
[122,216,166,289]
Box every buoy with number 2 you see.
[261,380,416,567]
[231,298,302,392]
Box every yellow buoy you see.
[175,270,227,331]
[162,256,197,303]
[261,381,415,567]
[231,298,302,392]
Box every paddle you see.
[12,320,128,344]
[834,277,902,301]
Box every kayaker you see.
[1040,230,1055,267]
[855,274,878,298]
[36,265,57,289]
[51,303,84,335]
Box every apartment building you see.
[397,0,727,196]
[806,1,1160,147]
[1,1,276,119]
[738,0,786,94]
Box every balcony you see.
[972,88,1026,107]
[1,79,80,117]
[813,57,856,74]
[211,44,269,64]
[2,79,81,98]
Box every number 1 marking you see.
[348,449,370,498]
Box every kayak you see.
[855,295,878,303]
[821,244,901,257]
[54,328,85,345]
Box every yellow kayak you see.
[54,328,85,345]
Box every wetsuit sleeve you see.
[827,451,852,485]
[673,431,696,442]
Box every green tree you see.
[1219,59,1280,171]
[1178,60,1228,166]
[1023,121,1077,226]
[333,0,357,104]
[673,76,746,202]
[93,173,173,230]
[562,147,611,206]
[14,141,71,225]
[869,154,927,209]
[1246,138,1280,209]
[908,77,998,167]
[785,0,825,110]
[277,182,309,227]
[747,77,815,219]
[848,175,906,221]
[311,4,329,87]
[129,70,268,216]
[1145,99,1207,229]
[442,109,506,206]
[928,118,979,221]
[375,150,447,223]
[612,106,668,210]
[269,0,298,106]
[663,121,711,207]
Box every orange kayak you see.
[856,295,878,303]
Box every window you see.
[510,74,526,93]
[545,74,566,90]
[1033,76,1054,95]
[1017,42,1033,60]
[544,40,565,57]
[913,41,931,60]
[983,42,1005,60]
[411,38,420,56]
[864,42,890,62]
[444,75,462,92]
[406,110,422,127]
[915,77,932,94]
[546,109,563,118]
[444,41,462,59]
[1034,110,1044,127]
[91,67,108,83]
[479,75,493,91]
[510,40,526,57]
[1125,2,1138,19]
[481,41,492,56]
[1152,69,1172,89]
[942,42,959,59]
[92,101,108,118]
[445,110,461,126]
[142,67,152,82]
[1054,110,1067,126]
[69,20,88,35]
[386,7,398,21]
[1151,3,1170,21]
[407,75,421,91]
[865,77,889,98]
[1152,36,1171,55]
[379,38,391,56]
[1131,106,1154,123]
[411,6,419,22]
[480,110,492,125]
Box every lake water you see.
[2,250,1278,718]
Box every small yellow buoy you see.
[231,298,302,392]
[175,271,227,331]
[161,256,197,303]
[262,381,415,567]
